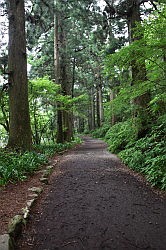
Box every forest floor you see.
[0,154,61,235]
[1,137,166,249]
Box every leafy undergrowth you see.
[0,138,81,186]
[119,123,166,190]
[92,117,166,190]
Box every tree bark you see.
[78,117,85,133]
[88,87,95,131]
[7,0,32,151]
[98,79,104,125]
[96,81,104,128]
[54,0,73,143]
[127,0,151,137]
[96,84,100,128]
[54,4,64,143]
[110,89,116,126]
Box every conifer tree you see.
[7,0,32,150]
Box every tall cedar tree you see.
[7,0,32,150]
[54,0,73,143]
[127,0,151,136]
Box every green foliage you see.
[92,123,110,138]
[33,138,80,157]
[119,119,166,190]
[150,93,166,116]
[99,6,166,191]
[29,77,57,144]
[0,150,48,185]
[30,77,60,98]
[105,119,138,153]
[96,116,166,190]
[104,5,166,111]
[28,77,88,145]
[0,139,81,186]
[0,90,9,137]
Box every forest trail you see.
[17,137,166,250]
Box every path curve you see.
[17,137,166,250]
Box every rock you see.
[22,206,30,219]
[26,199,35,208]
[8,215,23,238]
[46,165,54,170]
[40,177,49,184]
[42,166,53,178]
[58,151,66,155]
[28,187,43,194]
[42,170,50,178]
[0,234,11,250]
[28,193,39,199]
[22,199,36,220]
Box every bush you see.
[92,124,110,138]
[0,150,48,185]
[0,138,81,186]
[119,122,166,189]
[34,137,81,156]
[105,119,138,153]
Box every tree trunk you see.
[110,89,116,126]
[88,88,95,131]
[54,0,73,143]
[54,3,64,143]
[128,0,151,137]
[78,118,85,133]
[61,53,73,142]
[72,57,76,99]
[33,101,40,145]
[7,0,32,151]
[56,106,64,143]
[63,110,73,142]
[98,80,104,124]
[96,81,104,128]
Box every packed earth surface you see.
[16,137,166,250]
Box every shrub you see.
[105,119,138,153]
[92,124,110,138]
[0,150,48,185]
[0,138,80,186]
[119,121,166,189]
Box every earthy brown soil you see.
[0,170,43,234]
[14,137,166,250]
[0,155,59,235]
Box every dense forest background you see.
[0,0,165,189]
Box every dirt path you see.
[16,137,166,250]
